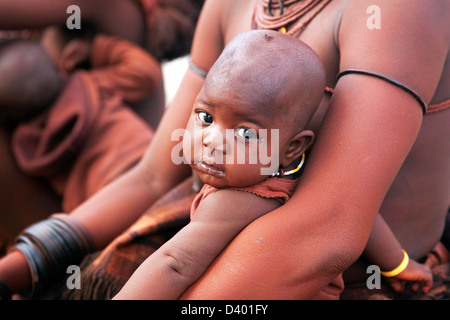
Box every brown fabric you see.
[11,35,156,212]
[190,177,299,219]
[88,35,160,104]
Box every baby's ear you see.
[59,39,90,74]
[280,130,314,167]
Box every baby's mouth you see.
[195,162,225,178]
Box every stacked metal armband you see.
[12,213,94,299]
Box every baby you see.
[0,25,160,213]
[0,38,60,122]
[113,29,326,299]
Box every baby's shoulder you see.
[194,188,280,225]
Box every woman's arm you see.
[181,0,449,299]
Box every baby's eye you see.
[197,111,213,124]
[235,127,259,141]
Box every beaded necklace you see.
[254,0,335,94]
[254,0,332,36]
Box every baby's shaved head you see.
[0,39,61,121]
[205,30,325,135]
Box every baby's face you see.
[182,84,286,189]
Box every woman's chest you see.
[223,0,343,89]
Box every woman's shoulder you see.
[337,0,449,105]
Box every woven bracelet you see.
[0,280,12,300]
[19,221,65,277]
[13,213,94,299]
[13,238,48,299]
[51,214,95,254]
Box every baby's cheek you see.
[226,163,267,187]
[182,125,198,163]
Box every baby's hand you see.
[385,259,433,293]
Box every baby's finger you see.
[390,280,405,293]
[421,279,432,293]
[410,282,420,293]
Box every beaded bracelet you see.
[380,249,409,278]
[0,280,12,300]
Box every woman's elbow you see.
[318,242,363,278]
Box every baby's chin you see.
[194,169,229,189]
[195,170,269,189]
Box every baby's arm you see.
[113,189,280,300]
[364,214,433,293]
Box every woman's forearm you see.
[73,66,205,249]
[73,0,214,248]
[71,162,169,250]
[0,250,31,294]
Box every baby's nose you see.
[202,126,226,153]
